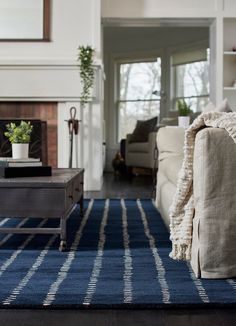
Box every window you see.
[117,59,161,141]
[172,48,210,112]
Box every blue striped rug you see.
[0,199,235,309]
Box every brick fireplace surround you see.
[0,102,57,167]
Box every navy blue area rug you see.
[0,199,235,309]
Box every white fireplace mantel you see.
[0,59,104,102]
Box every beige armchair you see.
[125,131,157,169]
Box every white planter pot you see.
[12,143,29,159]
[178,116,190,128]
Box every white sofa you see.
[155,126,236,279]
[155,127,185,227]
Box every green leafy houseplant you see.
[177,100,192,116]
[5,121,33,144]
[78,45,95,107]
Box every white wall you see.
[0,0,103,191]
[103,26,209,171]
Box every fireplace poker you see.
[65,107,81,168]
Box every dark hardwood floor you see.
[0,173,235,326]
[85,172,154,199]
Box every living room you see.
[0,1,235,325]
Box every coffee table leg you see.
[59,216,67,251]
[79,195,84,217]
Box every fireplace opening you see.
[0,102,57,167]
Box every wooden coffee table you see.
[0,168,84,251]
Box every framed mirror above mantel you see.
[0,0,50,42]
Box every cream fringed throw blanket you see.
[169,111,236,261]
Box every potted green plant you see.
[177,100,192,128]
[78,45,95,108]
[4,121,33,159]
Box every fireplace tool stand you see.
[65,107,81,168]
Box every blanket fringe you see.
[169,243,191,261]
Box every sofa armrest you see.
[148,131,157,147]
[125,134,131,163]
[126,134,132,144]
[148,132,157,161]
[192,127,236,278]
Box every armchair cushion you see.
[129,116,157,143]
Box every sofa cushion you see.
[217,98,232,112]
[129,116,157,143]
[203,98,232,113]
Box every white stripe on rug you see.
[0,218,29,248]
[2,233,58,305]
[137,199,170,304]
[0,219,47,278]
[83,199,109,305]
[121,199,133,304]
[187,263,209,303]
[0,218,10,227]
[151,199,209,303]
[43,199,94,306]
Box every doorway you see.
[103,22,210,173]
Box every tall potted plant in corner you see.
[78,45,95,108]
[177,100,192,128]
[4,121,33,159]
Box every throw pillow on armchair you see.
[129,116,157,143]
